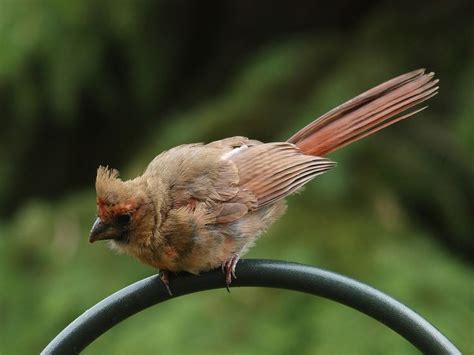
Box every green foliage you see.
[0,0,170,119]
[0,1,472,354]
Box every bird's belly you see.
[134,200,287,274]
[176,201,287,274]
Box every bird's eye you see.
[116,213,131,225]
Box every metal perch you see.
[42,259,461,354]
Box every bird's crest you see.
[95,166,137,219]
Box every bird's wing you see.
[159,139,333,225]
[205,136,262,150]
[226,142,335,208]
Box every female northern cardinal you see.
[89,69,438,294]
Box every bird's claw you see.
[222,254,240,292]
[159,270,173,296]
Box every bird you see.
[89,69,438,295]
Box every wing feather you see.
[229,142,335,208]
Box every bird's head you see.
[89,166,156,248]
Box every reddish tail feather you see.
[288,69,439,156]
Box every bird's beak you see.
[89,217,119,243]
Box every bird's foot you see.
[159,269,173,296]
[222,254,240,292]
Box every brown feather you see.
[229,142,335,207]
[215,203,249,224]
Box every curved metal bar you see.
[41,259,461,354]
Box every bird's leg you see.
[222,253,240,292]
[159,269,173,296]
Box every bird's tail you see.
[287,69,438,156]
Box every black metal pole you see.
[41,259,461,354]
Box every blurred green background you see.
[0,1,473,354]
